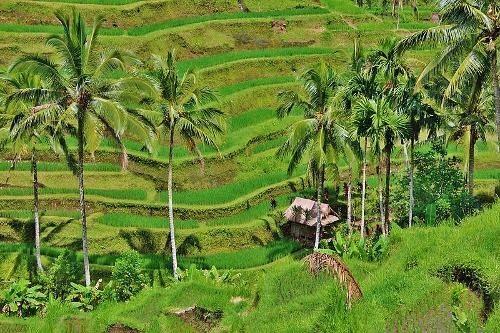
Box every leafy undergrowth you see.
[1,203,498,332]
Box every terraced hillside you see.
[0,0,499,332]
[0,0,498,286]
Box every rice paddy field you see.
[0,0,499,332]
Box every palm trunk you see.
[360,137,367,238]
[377,161,385,236]
[402,140,409,169]
[384,149,391,235]
[120,142,128,172]
[347,167,353,236]
[491,50,500,152]
[32,149,43,273]
[77,109,91,287]
[313,166,325,250]
[396,0,401,29]
[409,136,415,228]
[468,125,476,195]
[167,128,178,278]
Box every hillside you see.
[0,0,499,332]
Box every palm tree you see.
[144,51,224,278]
[277,63,348,250]
[8,11,150,286]
[447,79,495,194]
[354,96,408,235]
[395,0,500,151]
[393,75,442,227]
[0,73,50,273]
[346,38,379,238]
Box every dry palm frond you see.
[305,252,362,308]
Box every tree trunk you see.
[396,0,401,29]
[119,142,128,172]
[313,166,325,250]
[167,128,178,278]
[360,137,367,238]
[468,125,476,195]
[377,162,385,236]
[384,149,391,235]
[77,109,91,287]
[491,50,500,152]
[32,149,43,273]
[347,167,353,236]
[402,140,409,169]
[409,136,415,228]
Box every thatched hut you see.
[283,197,340,244]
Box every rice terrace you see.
[0,0,499,331]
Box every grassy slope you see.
[0,203,498,332]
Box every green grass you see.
[0,187,147,201]
[127,7,329,35]
[159,167,305,205]
[97,213,199,229]
[0,23,124,35]
[0,161,120,172]
[218,76,295,96]
[32,0,140,4]
[177,47,335,74]
[0,239,301,270]
[0,209,80,219]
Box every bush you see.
[40,250,80,300]
[66,282,102,312]
[0,280,46,317]
[111,251,147,301]
[393,144,479,225]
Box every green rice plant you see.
[0,24,124,35]
[218,76,295,96]
[127,7,329,36]
[32,0,140,4]
[321,0,368,14]
[0,161,120,172]
[176,47,335,74]
[97,213,199,229]
[252,137,287,154]
[474,169,500,180]
[0,210,80,219]
[0,187,147,201]
[158,166,306,205]
[178,239,302,269]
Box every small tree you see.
[111,251,147,301]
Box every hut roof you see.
[284,197,340,226]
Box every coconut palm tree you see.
[8,11,151,286]
[143,51,224,278]
[277,63,348,250]
[395,0,500,151]
[447,80,495,194]
[354,96,408,235]
[0,73,52,273]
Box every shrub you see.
[111,251,147,301]
[393,144,478,225]
[66,282,102,312]
[0,280,46,317]
[41,250,80,299]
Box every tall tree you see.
[447,79,495,194]
[395,0,500,151]
[393,75,441,227]
[354,97,408,235]
[277,63,348,249]
[8,11,150,286]
[0,73,50,273]
[144,51,224,278]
